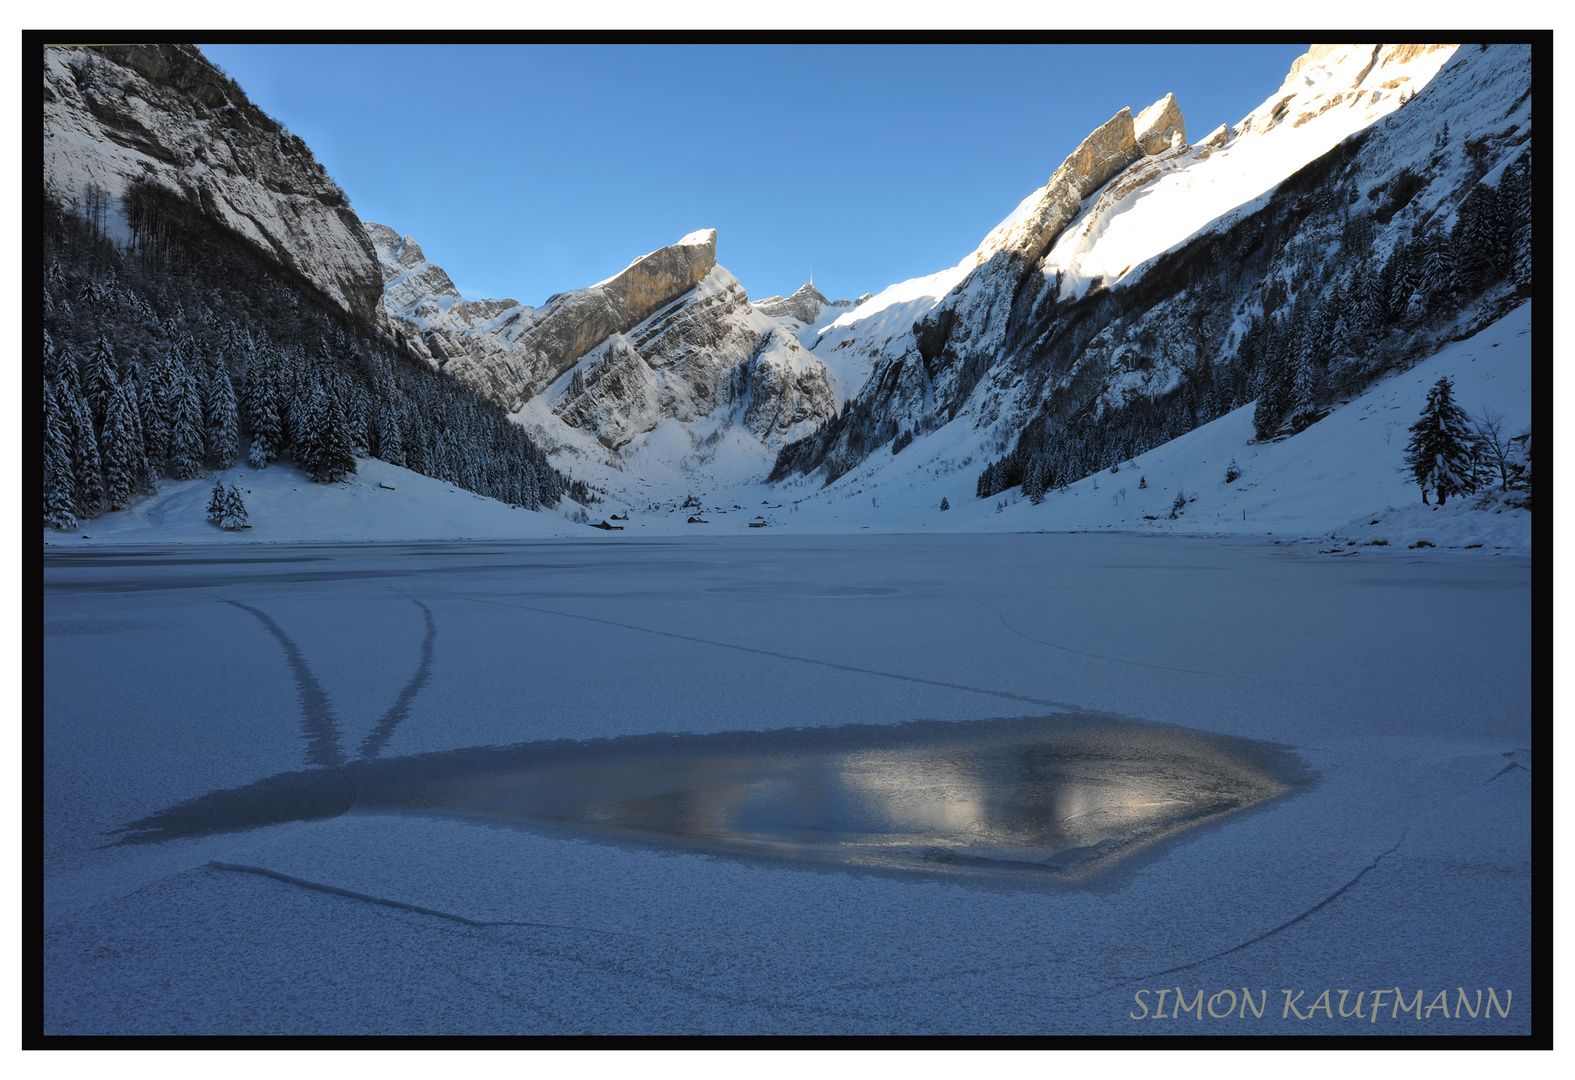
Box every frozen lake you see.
[43,534,1533,1034]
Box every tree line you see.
[974,149,1533,504]
[42,195,586,530]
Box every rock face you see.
[43,45,386,328]
[880,93,1186,422]
[778,42,1482,488]
[972,102,1159,272]
[753,283,853,327]
[1133,92,1186,154]
[376,229,723,415]
[549,267,836,450]
[373,227,838,452]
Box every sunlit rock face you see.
[1134,92,1187,154]
[43,45,387,328]
[550,266,837,450]
[372,226,839,451]
[778,42,1485,487]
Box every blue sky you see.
[199,43,1309,308]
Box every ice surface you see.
[44,533,1531,1034]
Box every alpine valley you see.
[41,43,1533,549]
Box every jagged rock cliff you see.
[547,266,836,451]
[43,45,387,328]
[753,283,854,328]
[777,42,1496,487]
[373,226,839,459]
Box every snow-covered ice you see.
[43,532,1531,1034]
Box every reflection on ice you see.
[357,716,1300,879]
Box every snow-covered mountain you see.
[40,42,1534,544]
[43,45,387,328]
[773,42,1529,506]
[369,223,842,493]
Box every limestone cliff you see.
[43,45,386,328]
[373,227,839,454]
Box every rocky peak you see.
[753,282,853,325]
[43,45,386,329]
[1133,92,1186,154]
[973,93,1184,272]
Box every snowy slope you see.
[1042,44,1460,300]
[768,302,1531,552]
[813,46,1458,386]
[41,455,586,546]
[786,43,1506,496]
[48,301,1530,549]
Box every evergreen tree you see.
[1404,376,1476,505]
[1453,182,1503,289]
[169,369,206,480]
[219,484,249,530]
[400,397,429,474]
[1416,232,1457,310]
[101,383,144,510]
[245,349,283,468]
[375,397,405,466]
[206,365,240,468]
[139,353,172,477]
[296,382,357,483]
[57,380,103,518]
[1289,345,1323,430]
[207,480,227,522]
[84,334,119,426]
[44,381,79,530]
[316,383,357,482]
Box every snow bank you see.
[41,455,585,547]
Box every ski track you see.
[221,599,346,770]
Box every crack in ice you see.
[1133,828,1409,981]
[978,598,1390,695]
[206,861,636,938]
[455,594,1089,713]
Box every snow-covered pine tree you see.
[206,365,240,469]
[169,368,206,480]
[57,380,104,518]
[1505,426,1532,508]
[1404,376,1477,505]
[1288,343,1323,431]
[291,382,324,478]
[401,399,429,474]
[1417,232,1457,311]
[101,383,145,510]
[296,380,357,483]
[125,375,158,495]
[44,381,79,530]
[245,349,283,468]
[375,397,405,466]
[1453,182,1502,289]
[139,352,172,477]
[206,479,227,522]
[85,335,119,426]
[1385,243,1416,318]
[219,484,249,530]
